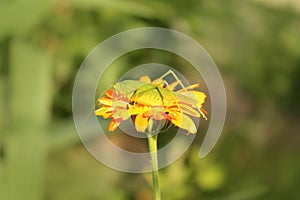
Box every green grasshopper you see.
[96,70,207,134]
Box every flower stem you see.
[147,133,161,200]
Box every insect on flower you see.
[95,70,207,134]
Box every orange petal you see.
[134,113,149,132]
[201,108,208,114]
[108,119,120,131]
[106,89,114,98]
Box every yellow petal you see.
[108,119,120,131]
[135,113,149,132]
[179,104,200,117]
[129,104,147,115]
[166,104,181,112]
[95,106,111,116]
[193,91,206,105]
[98,97,112,106]
[177,91,207,119]
[102,111,113,119]
[179,91,206,105]
[168,112,197,134]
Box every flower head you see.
[95,71,207,134]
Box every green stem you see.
[147,133,161,200]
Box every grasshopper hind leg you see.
[153,70,188,91]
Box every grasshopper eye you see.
[129,101,135,105]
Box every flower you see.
[95,73,207,134]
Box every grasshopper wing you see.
[114,80,146,97]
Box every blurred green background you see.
[1,0,300,199]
